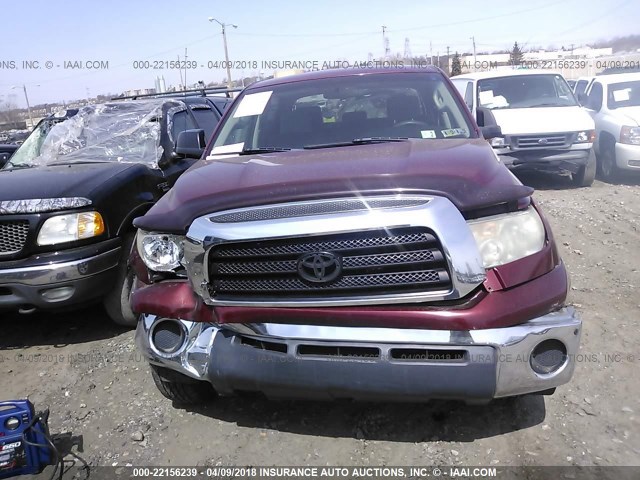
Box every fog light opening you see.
[40,286,75,302]
[530,339,568,375]
[151,320,187,355]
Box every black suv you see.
[0,91,231,325]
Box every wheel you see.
[150,365,216,404]
[571,150,596,187]
[103,233,138,327]
[599,142,620,182]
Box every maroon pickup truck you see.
[130,67,581,405]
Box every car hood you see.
[137,139,533,233]
[492,106,594,135]
[0,162,137,202]
[609,106,640,126]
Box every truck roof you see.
[592,71,640,84]
[453,69,563,81]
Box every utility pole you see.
[22,85,33,128]
[382,25,390,57]
[470,36,477,67]
[177,54,184,90]
[430,41,433,65]
[184,48,188,90]
[446,46,450,74]
[209,17,237,89]
[10,85,33,128]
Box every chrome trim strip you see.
[0,248,121,286]
[183,195,486,307]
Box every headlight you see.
[620,126,640,145]
[137,232,184,272]
[468,208,545,269]
[575,130,596,143]
[37,211,105,246]
[490,137,507,148]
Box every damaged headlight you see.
[137,232,184,272]
[37,211,105,246]
[468,208,545,269]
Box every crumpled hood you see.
[0,162,136,201]
[136,139,533,233]
[492,106,594,135]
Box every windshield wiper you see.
[527,103,566,108]
[238,147,292,155]
[2,161,32,170]
[304,137,408,150]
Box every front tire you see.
[599,143,620,182]
[103,233,138,327]
[571,150,596,187]
[151,365,216,404]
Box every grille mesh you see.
[209,198,429,223]
[0,220,29,255]
[514,133,570,149]
[216,271,444,293]
[214,232,432,258]
[208,228,451,301]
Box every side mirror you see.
[480,125,502,140]
[476,110,485,127]
[175,129,206,159]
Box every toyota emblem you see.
[297,252,342,283]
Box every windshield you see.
[607,80,640,109]
[8,100,165,168]
[210,72,475,153]
[477,74,577,109]
[6,119,57,167]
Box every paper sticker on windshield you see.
[441,128,467,138]
[210,142,244,154]
[612,89,630,102]
[233,91,273,118]
[479,90,494,105]
[421,130,436,139]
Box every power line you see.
[229,0,569,38]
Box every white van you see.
[451,70,596,186]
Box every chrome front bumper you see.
[0,247,121,309]
[136,307,582,400]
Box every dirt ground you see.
[1,173,639,472]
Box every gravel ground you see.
[1,174,639,472]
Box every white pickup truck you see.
[452,70,596,186]
[582,72,640,181]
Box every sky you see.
[1,0,638,106]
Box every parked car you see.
[131,67,581,405]
[582,72,640,180]
[0,144,18,169]
[451,70,596,186]
[0,93,231,325]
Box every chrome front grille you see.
[513,133,570,149]
[207,228,451,301]
[0,220,29,255]
[184,195,487,307]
